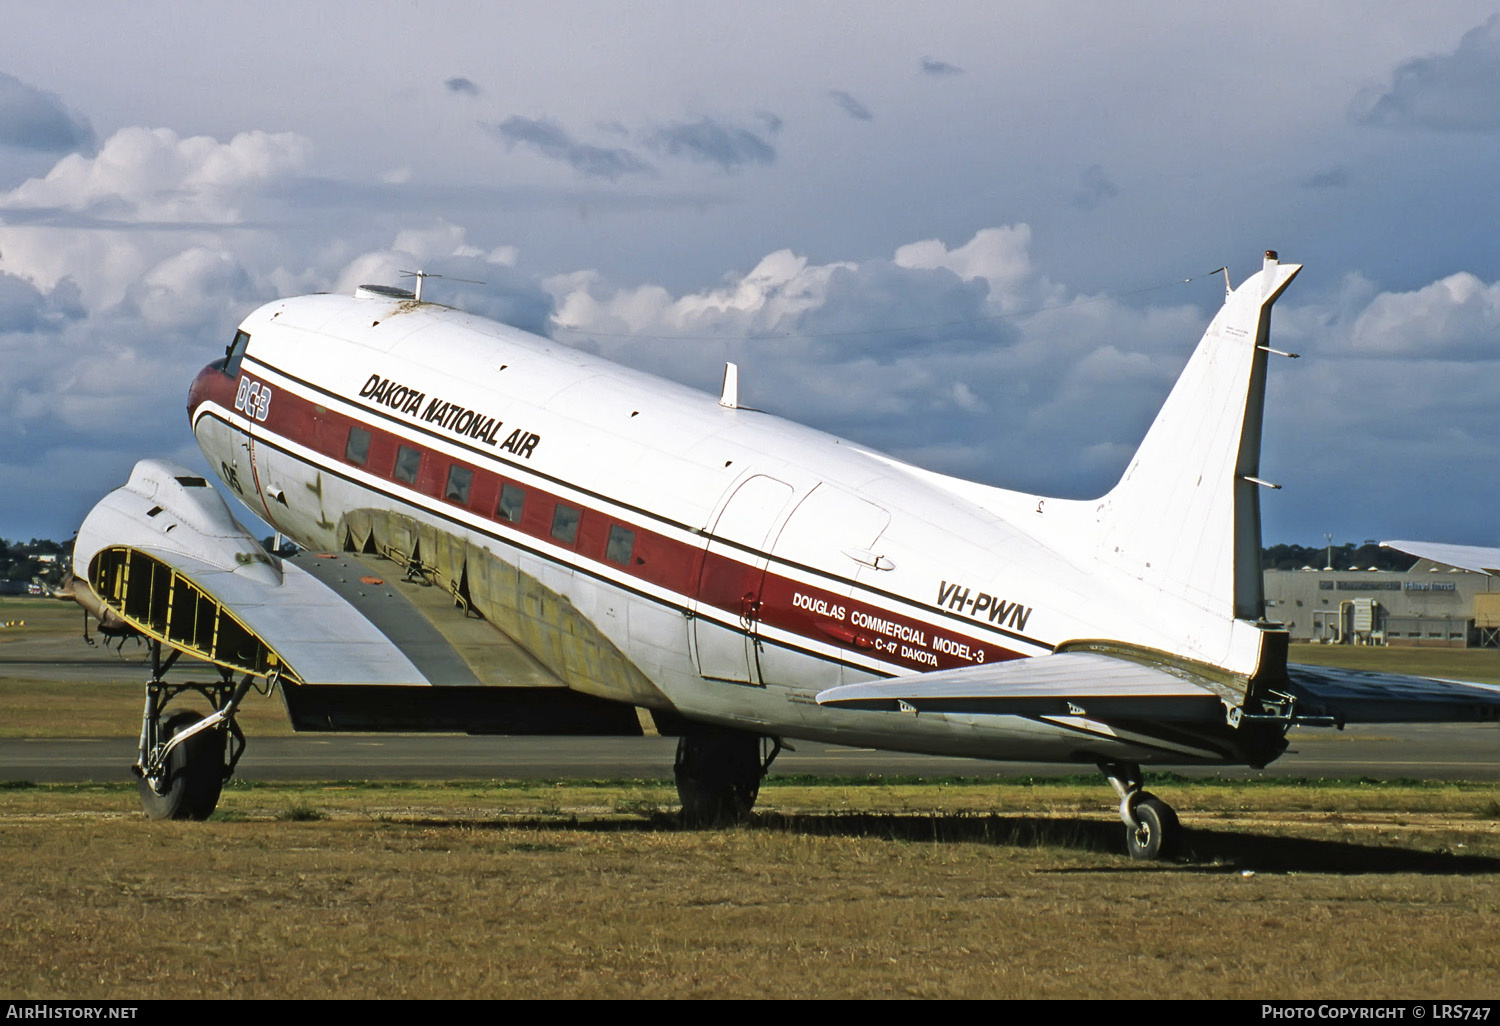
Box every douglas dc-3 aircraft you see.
[68,251,1500,859]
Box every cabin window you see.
[445,465,473,504]
[497,483,525,523]
[393,444,422,484]
[551,503,580,546]
[224,330,250,377]
[345,426,371,466]
[605,525,635,566]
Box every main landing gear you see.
[1099,759,1181,860]
[133,640,259,821]
[674,726,782,826]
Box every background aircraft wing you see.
[814,651,1228,722]
[1382,540,1500,576]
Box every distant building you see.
[1264,563,1498,648]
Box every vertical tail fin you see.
[1092,251,1300,621]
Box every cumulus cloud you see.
[0,127,312,310]
[131,247,257,332]
[1348,272,1500,360]
[1352,14,1500,131]
[645,116,776,173]
[444,77,480,97]
[485,116,651,180]
[0,72,94,154]
[829,90,873,121]
[0,124,554,536]
[0,270,83,334]
[920,57,964,77]
[546,225,1201,493]
[1275,268,1500,363]
[543,227,1497,530]
[892,226,1060,313]
[0,166,553,536]
[0,126,311,223]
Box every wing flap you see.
[816,651,1226,722]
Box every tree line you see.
[0,538,70,586]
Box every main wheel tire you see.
[137,711,224,821]
[674,728,763,827]
[1124,794,1180,860]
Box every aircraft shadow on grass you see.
[387,810,1500,875]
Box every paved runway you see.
[2,723,1496,783]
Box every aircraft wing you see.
[816,650,1500,727]
[74,460,433,686]
[814,651,1228,722]
[1283,664,1500,724]
[1382,540,1500,576]
[71,459,641,734]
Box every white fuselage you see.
[188,291,1261,765]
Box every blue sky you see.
[0,2,1496,546]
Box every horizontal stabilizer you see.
[1382,540,1500,576]
[815,651,1225,722]
[1284,664,1500,724]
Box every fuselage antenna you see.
[398,269,485,304]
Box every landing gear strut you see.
[133,640,258,821]
[674,726,782,826]
[1099,759,1181,860]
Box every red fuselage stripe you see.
[191,360,1028,675]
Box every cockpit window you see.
[224,330,251,377]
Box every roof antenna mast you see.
[398,269,484,304]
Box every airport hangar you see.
[1264,561,1499,648]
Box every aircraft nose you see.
[188,359,234,425]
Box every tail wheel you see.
[1124,794,1180,860]
[137,711,225,821]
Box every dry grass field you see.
[1290,643,1500,685]
[0,598,294,737]
[2,778,1499,999]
